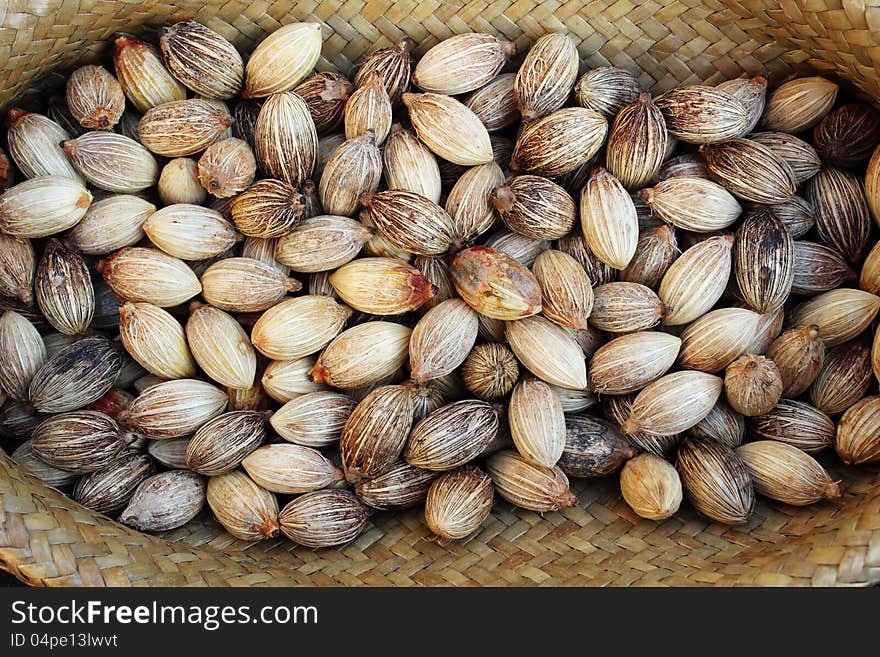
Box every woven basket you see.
[1,0,880,588]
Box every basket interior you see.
[1,0,880,586]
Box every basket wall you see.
[1,0,880,587]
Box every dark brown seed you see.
[29,337,121,413]
[675,438,755,525]
[747,399,835,454]
[558,414,636,478]
[813,103,880,168]
[806,167,871,264]
[810,341,873,415]
[294,72,353,135]
[354,461,439,510]
[734,208,793,313]
[31,410,126,473]
[72,449,154,514]
[790,241,855,296]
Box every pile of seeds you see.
[1,21,879,548]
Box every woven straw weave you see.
[1,0,880,587]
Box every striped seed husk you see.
[119,302,196,379]
[580,167,638,270]
[805,167,871,264]
[262,356,325,403]
[310,321,411,390]
[242,22,322,98]
[734,209,793,313]
[206,470,279,540]
[354,461,440,511]
[137,99,232,157]
[231,178,304,238]
[254,91,318,187]
[200,257,300,313]
[339,384,414,483]
[270,391,355,447]
[409,299,479,384]
[659,235,733,325]
[329,257,434,315]
[353,38,414,107]
[73,449,154,515]
[514,33,579,122]
[0,232,35,303]
[574,66,641,116]
[320,130,382,217]
[836,396,880,465]
[639,177,741,233]
[724,354,783,417]
[620,224,678,289]
[685,399,745,449]
[242,443,342,494]
[460,343,520,401]
[809,341,873,415]
[449,246,542,320]
[29,337,121,413]
[791,241,854,295]
[716,75,767,135]
[159,20,243,99]
[66,65,125,130]
[119,470,206,532]
[197,137,256,198]
[532,249,593,330]
[405,399,498,471]
[760,76,838,133]
[749,131,821,186]
[382,124,441,203]
[701,138,796,204]
[0,176,92,238]
[505,314,587,390]
[813,103,880,168]
[676,438,755,524]
[424,466,493,542]
[251,295,352,361]
[446,161,505,246]
[589,331,681,394]
[790,288,880,348]
[589,282,665,333]
[737,441,840,506]
[63,131,159,193]
[486,449,576,512]
[280,489,371,548]
[602,394,681,458]
[747,399,835,454]
[492,175,576,241]
[413,255,454,314]
[766,325,826,397]
[65,195,155,255]
[185,410,266,476]
[678,308,760,373]
[11,440,79,493]
[620,453,683,520]
[120,378,227,438]
[6,109,81,181]
[509,107,608,177]
[621,371,723,436]
[344,73,392,143]
[655,86,751,143]
[113,35,186,113]
[606,92,668,190]
[185,303,256,390]
[463,73,518,133]
[483,229,549,267]
[294,71,352,135]
[0,311,46,401]
[413,33,514,95]
[360,189,455,256]
[402,92,492,166]
[99,247,201,307]
[507,377,564,468]
[31,410,125,473]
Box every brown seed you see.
[197,137,256,198]
[486,449,576,512]
[620,224,679,289]
[559,414,636,478]
[737,441,840,506]
[574,67,641,117]
[810,341,873,415]
[460,343,520,401]
[63,131,159,195]
[659,235,733,326]
[506,377,565,467]
[344,72,392,143]
[734,209,793,313]
[6,109,82,181]
[31,410,125,473]
[514,33,579,123]
[716,75,767,134]
[64,188,155,255]
[270,391,355,447]
[639,177,741,233]
[119,302,195,380]
[119,470,206,532]
[66,65,125,130]
[805,167,871,264]
[790,289,880,347]
[0,176,92,239]
[509,107,608,177]
[251,295,351,361]
[382,124,441,203]
[621,370,723,436]
[414,33,514,96]
[532,249,595,330]
[242,443,342,494]
[866,143,880,225]
[589,331,681,394]
[186,303,256,390]
[262,356,325,403]
[242,22,322,98]
[748,399,835,454]
[813,103,880,168]
[279,489,371,548]
[206,470,279,540]
[446,162,505,246]
[483,229,549,268]
[360,190,454,256]
[606,92,668,190]
[32,239,92,336]
[724,354,783,417]
[424,466,493,542]
[675,438,755,525]
[685,399,745,449]
[354,37,415,107]
[311,321,411,390]
[230,178,304,239]
[254,91,318,187]
[791,241,855,295]
[354,461,439,511]
[409,299,478,384]
[581,167,639,269]
[137,99,233,157]
[0,232,34,304]
[701,138,796,204]
[73,450,154,515]
[450,246,542,320]
[620,453,683,520]
[113,35,186,113]
[761,76,838,133]
[492,175,575,241]
[506,315,587,390]
[602,394,680,458]
[29,337,121,413]
[748,131,821,186]
[120,378,227,438]
[740,304,786,355]
[412,256,453,315]
[147,437,190,469]
[200,257,300,313]
[405,399,498,471]
[329,257,434,315]
[159,20,243,99]
[320,131,382,217]
[340,384,414,483]
[766,325,826,397]
[836,396,880,465]
[402,92,492,166]
[185,410,266,476]
[292,71,352,135]
[0,311,46,401]
[655,86,751,143]
[589,282,665,333]
[463,73,519,133]
[652,154,708,186]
